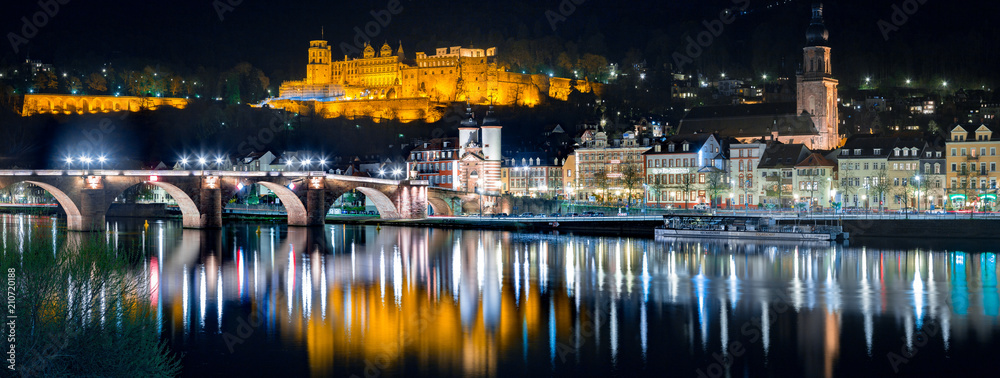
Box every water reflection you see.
[4,214,1000,377]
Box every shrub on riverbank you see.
[1,237,180,377]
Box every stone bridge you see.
[0,170,428,231]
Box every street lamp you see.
[915,175,921,212]
[198,156,207,170]
[863,183,870,215]
[98,155,107,170]
[392,168,402,179]
[378,169,386,177]
[643,183,649,214]
[477,178,484,217]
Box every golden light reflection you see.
[143,227,1000,377]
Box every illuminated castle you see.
[266,39,601,122]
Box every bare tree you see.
[871,166,891,212]
[706,170,728,208]
[620,163,643,206]
[670,172,696,209]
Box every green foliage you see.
[1,237,181,377]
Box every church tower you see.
[306,39,332,85]
[796,3,839,150]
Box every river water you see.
[4,214,999,377]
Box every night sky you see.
[3,0,999,87]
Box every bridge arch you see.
[21,181,85,230]
[427,196,452,216]
[255,181,309,226]
[147,182,201,228]
[354,187,401,219]
[111,181,203,228]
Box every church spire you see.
[805,3,829,46]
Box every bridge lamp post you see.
[215,157,225,170]
[179,157,189,169]
[197,157,207,171]
[64,157,74,169]
[378,169,386,177]
[98,155,107,170]
[392,168,402,179]
[319,159,327,172]
[80,155,93,171]
[302,159,312,171]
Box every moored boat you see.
[654,215,848,241]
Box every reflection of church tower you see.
[796,3,839,150]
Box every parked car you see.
[693,204,711,210]
[550,213,561,217]
[594,212,605,217]
[520,212,534,217]
[568,212,580,217]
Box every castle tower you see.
[796,3,839,150]
[380,42,393,57]
[306,40,332,85]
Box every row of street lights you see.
[177,154,329,171]
[377,167,403,178]
[64,154,108,169]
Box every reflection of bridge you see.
[0,170,429,231]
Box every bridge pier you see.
[71,188,108,232]
[303,184,327,226]
[199,186,223,229]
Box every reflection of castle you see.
[267,40,601,122]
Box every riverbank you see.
[329,216,1000,239]
[333,217,664,237]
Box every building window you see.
[952,148,957,156]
